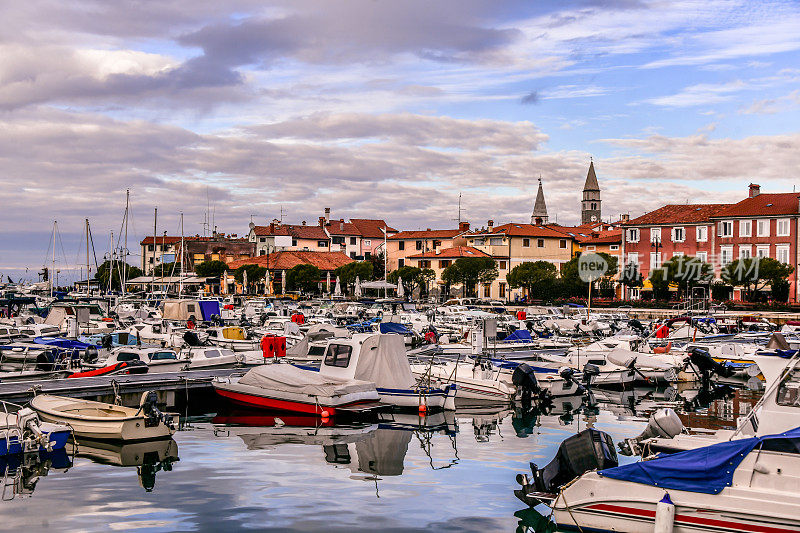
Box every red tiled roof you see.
[349,219,398,239]
[407,246,489,260]
[140,236,185,245]
[624,204,729,226]
[474,223,571,238]
[389,228,465,240]
[714,193,800,218]
[578,229,622,245]
[325,220,360,236]
[253,224,329,240]
[226,251,353,271]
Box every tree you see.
[334,261,373,294]
[94,260,142,291]
[722,257,794,302]
[419,268,436,296]
[195,260,228,278]
[151,262,177,277]
[234,264,267,293]
[506,261,557,299]
[365,251,386,281]
[286,264,322,294]
[388,266,422,296]
[439,257,498,297]
[648,255,714,300]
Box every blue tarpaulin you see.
[379,322,411,335]
[198,300,221,321]
[502,330,533,343]
[599,426,800,494]
[34,337,96,349]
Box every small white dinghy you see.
[30,392,177,441]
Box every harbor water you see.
[0,388,761,532]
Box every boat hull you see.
[214,381,379,416]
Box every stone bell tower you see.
[581,160,601,225]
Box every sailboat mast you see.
[85,218,90,295]
[50,221,56,297]
[179,212,184,295]
[122,189,129,297]
[152,207,157,298]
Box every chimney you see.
[459,221,470,232]
[427,228,432,232]
[487,219,494,231]
[620,213,630,223]
[749,183,761,198]
[339,219,344,231]
[269,222,275,232]
[324,207,331,222]
[318,216,325,227]
[302,220,306,226]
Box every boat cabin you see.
[320,333,416,390]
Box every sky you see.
[2,0,800,282]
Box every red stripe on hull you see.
[215,388,336,415]
[585,503,800,533]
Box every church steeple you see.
[531,177,548,225]
[581,160,601,224]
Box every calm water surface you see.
[0,388,761,532]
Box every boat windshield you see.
[776,366,800,407]
[150,351,177,361]
[116,352,140,362]
[324,344,352,368]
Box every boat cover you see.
[378,322,411,335]
[34,337,96,349]
[198,301,220,321]
[354,334,416,389]
[599,426,800,494]
[356,428,411,476]
[239,365,376,397]
[503,330,533,343]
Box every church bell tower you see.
[581,160,601,225]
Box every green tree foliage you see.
[648,255,714,300]
[506,261,557,299]
[365,251,386,281]
[195,260,229,278]
[619,261,643,289]
[722,257,795,302]
[151,262,177,277]
[419,268,436,296]
[234,264,267,292]
[286,264,322,294]
[440,257,498,297]
[334,261,374,293]
[388,266,422,296]
[94,260,142,291]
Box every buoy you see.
[418,403,427,416]
[320,410,330,419]
[654,493,675,533]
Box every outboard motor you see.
[627,319,645,334]
[581,363,600,385]
[619,408,684,456]
[84,345,99,364]
[183,330,202,347]
[688,347,735,381]
[35,349,56,372]
[558,367,586,395]
[517,428,618,497]
[101,334,113,350]
[512,363,548,406]
[139,391,174,430]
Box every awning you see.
[360,280,397,290]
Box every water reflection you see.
[0,449,71,500]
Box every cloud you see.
[646,80,746,107]
[520,91,540,104]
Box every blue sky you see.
[1,0,800,281]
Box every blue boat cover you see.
[198,300,220,321]
[379,322,411,335]
[503,330,533,343]
[34,337,96,349]
[599,426,800,494]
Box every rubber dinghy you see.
[213,364,380,416]
[31,392,177,441]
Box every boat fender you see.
[654,493,675,533]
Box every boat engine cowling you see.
[512,363,548,405]
[139,391,173,430]
[523,428,618,493]
[618,407,684,456]
[582,363,600,384]
[688,348,735,379]
[183,330,202,347]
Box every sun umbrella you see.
[242,268,248,294]
[354,276,362,298]
[334,276,342,297]
[397,276,404,298]
[264,271,270,295]
[222,271,228,294]
[326,271,331,294]
[281,269,286,295]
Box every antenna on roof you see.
[451,193,464,224]
[280,205,286,223]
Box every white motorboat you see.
[30,392,177,441]
[181,346,242,369]
[95,346,188,373]
[0,404,72,455]
[205,326,260,352]
[410,358,515,404]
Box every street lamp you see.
[651,235,662,270]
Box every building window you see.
[537,239,544,248]
[260,250,266,256]
[627,252,638,265]
[473,238,485,246]
[778,219,791,237]
[489,237,503,246]
[364,240,371,246]
[483,284,491,298]
[149,257,154,264]
[147,244,154,252]
[331,236,344,245]
[350,237,357,245]
[650,228,661,243]
[650,252,662,269]
[398,258,405,267]
[416,240,423,250]
[696,226,708,242]
[720,246,733,266]
[365,252,371,258]
[777,245,791,264]
[350,252,356,258]
[259,237,266,243]
[439,260,451,269]
[757,219,770,237]
[739,220,751,238]
[398,241,405,250]
[499,260,507,270]
[586,245,596,251]
[432,240,442,249]
[739,245,752,259]
[522,238,530,247]
[292,239,298,247]
[317,240,327,248]
[610,245,619,251]
[719,221,734,238]
[627,229,640,243]
[499,282,506,299]
[419,260,431,268]
[672,227,685,242]
[756,245,770,259]
[591,203,597,210]
[697,251,707,263]
[560,239,567,249]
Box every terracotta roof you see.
[325,220,360,236]
[623,204,729,226]
[140,236,186,245]
[253,224,329,240]
[474,223,571,238]
[407,246,489,260]
[578,229,622,245]
[389,228,465,240]
[226,251,353,271]
[349,219,398,239]
[714,193,800,218]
